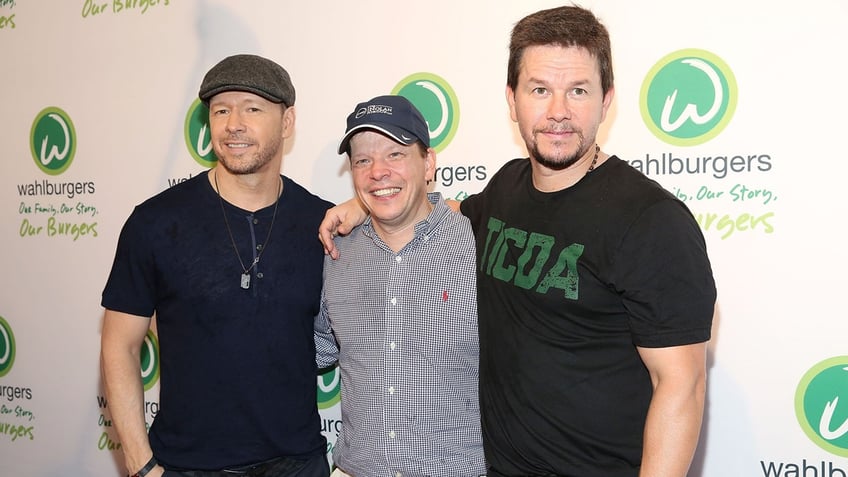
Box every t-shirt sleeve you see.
[458,192,481,223]
[614,199,716,348]
[101,207,157,318]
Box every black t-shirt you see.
[461,156,715,476]
[102,171,333,470]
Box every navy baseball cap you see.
[338,95,430,155]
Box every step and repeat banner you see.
[2,1,847,475]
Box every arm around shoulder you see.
[318,197,368,259]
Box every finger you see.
[318,228,334,248]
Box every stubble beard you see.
[528,129,587,171]
[216,133,282,176]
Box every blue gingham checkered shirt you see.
[315,193,485,477]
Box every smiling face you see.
[507,44,613,172]
[208,91,294,175]
[349,130,435,238]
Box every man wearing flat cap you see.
[314,95,486,476]
[101,54,333,477]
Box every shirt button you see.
[256,244,263,251]
[389,341,396,350]
[390,297,397,305]
[388,386,395,394]
[395,473,402,477]
[256,272,264,279]
[389,430,396,439]
[395,256,402,263]
[253,218,259,225]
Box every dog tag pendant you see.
[240,272,251,289]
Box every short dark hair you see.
[507,5,614,95]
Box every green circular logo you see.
[141,330,160,392]
[317,366,341,410]
[184,99,216,168]
[392,72,460,153]
[796,356,848,456]
[30,106,77,175]
[0,316,16,378]
[640,49,737,146]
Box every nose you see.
[368,158,391,181]
[547,93,572,122]
[225,110,245,133]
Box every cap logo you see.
[363,104,393,117]
[355,105,393,119]
[400,134,413,141]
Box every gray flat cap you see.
[198,54,295,106]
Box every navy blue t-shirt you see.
[102,171,333,470]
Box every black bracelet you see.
[130,455,157,477]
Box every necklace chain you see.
[586,144,600,173]
[214,170,282,289]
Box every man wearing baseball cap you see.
[102,54,332,477]
[315,95,486,476]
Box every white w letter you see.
[660,59,723,132]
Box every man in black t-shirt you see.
[101,54,332,477]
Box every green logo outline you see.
[30,106,77,175]
[795,356,848,457]
[316,366,341,410]
[184,99,216,168]
[0,316,16,378]
[392,72,460,153]
[640,48,737,146]
[141,330,160,392]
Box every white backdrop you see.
[2,1,847,475]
